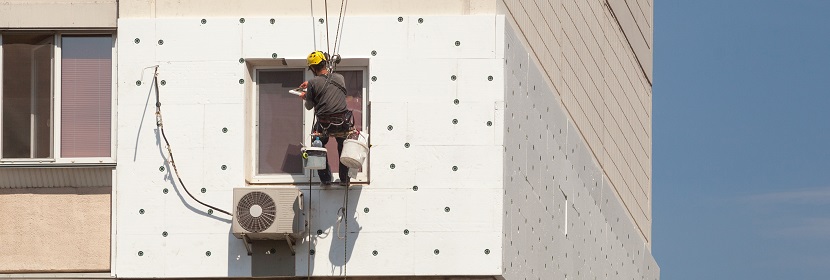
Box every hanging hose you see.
[151,67,232,217]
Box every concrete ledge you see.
[0,1,117,29]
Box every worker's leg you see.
[317,135,333,184]
[336,136,350,185]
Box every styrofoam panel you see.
[304,231,414,276]
[201,147,243,190]
[406,102,495,146]
[324,16,409,59]
[161,194,235,235]
[116,19,157,66]
[552,184,567,235]
[116,189,164,235]
[201,102,245,183]
[367,102,408,146]
[162,233,249,277]
[116,67,159,109]
[188,187,236,220]
[117,76,160,109]
[241,17,314,59]
[409,15,497,59]
[138,104,207,150]
[544,105,569,149]
[553,236,574,278]
[573,181,592,218]
[412,231,501,275]
[494,101,505,146]
[495,15,506,59]
[631,243,647,280]
[539,146,556,199]
[155,18,242,62]
[115,101,159,153]
[368,59,457,104]
[319,188,407,233]
[115,234,166,277]
[454,102,499,146]
[504,129,528,183]
[412,145,502,186]
[457,58,504,102]
[408,188,500,232]
[366,145,415,187]
[405,102,456,146]
[152,61,245,105]
[585,165,603,206]
[644,249,660,280]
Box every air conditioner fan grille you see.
[236,191,277,233]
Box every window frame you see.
[0,32,117,165]
[247,65,369,184]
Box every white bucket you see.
[340,134,368,169]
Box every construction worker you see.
[299,51,353,186]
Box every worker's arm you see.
[300,81,315,110]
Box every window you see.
[249,65,368,184]
[0,33,114,163]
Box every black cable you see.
[153,70,232,216]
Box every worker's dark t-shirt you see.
[305,73,348,116]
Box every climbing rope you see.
[343,186,349,279]
[332,0,349,72]
[324,0,331,56]
[307,170,313,280]
[310,1,352,278]
[310,0,317,50]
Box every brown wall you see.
[0,186,111,273]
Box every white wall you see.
[115,15,505,277]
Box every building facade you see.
[0,0,655,279]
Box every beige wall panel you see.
[606,0,652,82]
[0,1,116,28]
[501,0,651,241]
[119,0,496,18]
[627,0,652,49]
[0,187,111,272]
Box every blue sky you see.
[654,1,830,279]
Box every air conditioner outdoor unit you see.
[232,187,305,251]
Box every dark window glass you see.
[2,33,53,159]
[326,70,364,173]
[257,70,304,175]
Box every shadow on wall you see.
[132,72,157,162]
[307,186,363,276]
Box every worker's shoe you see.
[338,180,350,187]
[321,181,333,187]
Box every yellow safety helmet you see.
[307,51,327,66]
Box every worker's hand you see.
[299,90,307,99]
[300,81,308,89]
